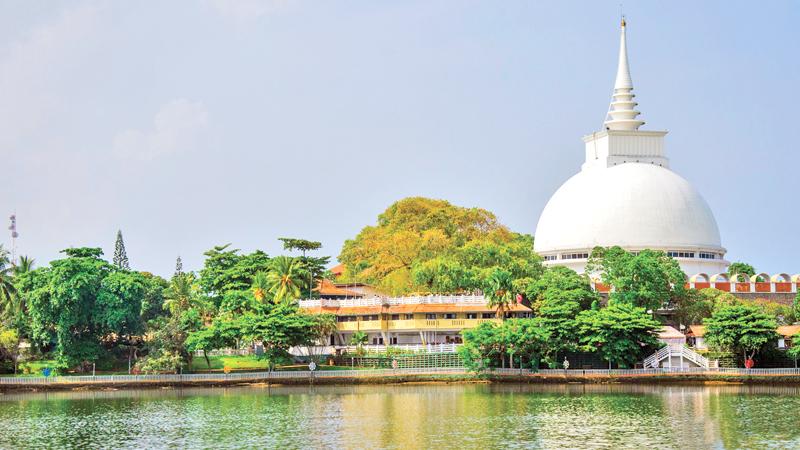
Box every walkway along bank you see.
[7,367,800,392]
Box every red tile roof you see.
[314,279,362,297]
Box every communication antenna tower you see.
[8,213,18,266]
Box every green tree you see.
[266,256,306,303]
[787,332,800,365]
[526,266,598,313]
[278,238,326,299]
[576,302,662,369]
[198,245,271,304]
[13,255,34,276]
[240,303,320,368]
[113,230,130,270]
[21,248,149,370]
[483,267,515,320]
[139,272,169,323]
[251,271,271,304]
[350,330,368,347]
[704,304,778,363]
[186,319,239,368]
[0,327,21,374]
[502,319,550,369]
[0,246,17,321]
[588,246,686,311]
[163,273,205,317]
[460,319,549,371]
[459,322,504,372]
[672,288,738,325]
[536,297,583,367]
[302,314,337,362]
[727,262,756,280]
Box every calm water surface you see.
[1,383,799,449]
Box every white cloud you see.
[207,0,294,21]
[113,99,209,160]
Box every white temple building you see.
[534,19,728,276]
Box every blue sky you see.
[1,1,797,276]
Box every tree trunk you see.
[204,350,211,368]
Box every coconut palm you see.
[251,271,271,304]
[13,256,34,276]
[266,256,306,303]
[0,246,17,320]
[163,273,203,316]
[483,268,515,320]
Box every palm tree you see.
[483,268,515,320]
[0,246,17,320]
[251,271,271,304]
[266,256,306,303]
[163,273,202,316]
[13,256,34,276]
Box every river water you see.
[1,383,798,449]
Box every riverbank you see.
[5,367,800,393]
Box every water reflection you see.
[1,383,799,449]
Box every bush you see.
[134,351,184,374]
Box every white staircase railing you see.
[644,345,711,369]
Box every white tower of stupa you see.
[534,19,728,277]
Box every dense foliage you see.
[588,246,686,311]
[339,197,543,295]
[575,302,663,368]
[727,261,756,280]
[0,234,334,374]
[704,304,778,361]
[673,288,795,326]
[460,266,660,371]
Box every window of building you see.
[390,314,400,320]
[443,313,456,319]
[543,255,557,261]
[561,253,589,260]
[667,251,695,258]
[390,336,398,345]
[362,315,378,321]
[337,316,356,322]
[481,313,494,319]
[426,313,437,320]
[466,313,477,319]
[372,337,384,345]
[405,314,414,320]
[698,252,717,259]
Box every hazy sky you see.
[1,1,798,277]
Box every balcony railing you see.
[299,294,488,309]
[337,317,501,332]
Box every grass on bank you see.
[2,355,364,377]
[190,355,359,372]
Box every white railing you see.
[6,366,800,386]
[193,348,253,357]
[644,345,710,369]
[298,295,487,309]
[340,343,461,354]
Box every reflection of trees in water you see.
[3,383,800,448]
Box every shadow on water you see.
[2,383,800,449]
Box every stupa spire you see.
[604,17,645,131]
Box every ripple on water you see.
[1,384,800,449]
